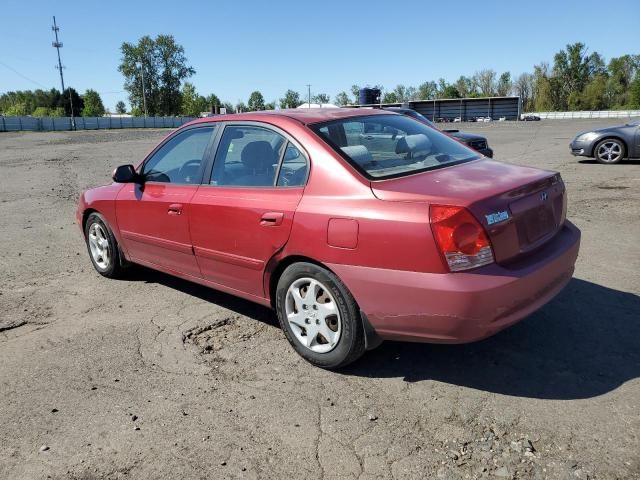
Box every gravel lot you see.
[1,119,639,479]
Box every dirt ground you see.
[1,119,639,480]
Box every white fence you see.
[525,110,640,120]
[0,116,197,132]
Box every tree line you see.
[1,39,638,118]
[335,44,640,112]
[0,88,109,117]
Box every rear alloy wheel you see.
[84,212,126,278]
[595,139,625,164]
[276,262,365,369]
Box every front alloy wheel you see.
[88,222,111,270]
[84,212,126,278]
[595,139,624,164]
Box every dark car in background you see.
[384,107,494,157]
[570,120,640,164]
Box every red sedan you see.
[76,109,580,368]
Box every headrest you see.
[241,141,275,171]
[395,134,432,155]
[340,145,373,166]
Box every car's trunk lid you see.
[371,159,567,263]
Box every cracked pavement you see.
[1,121,639,479]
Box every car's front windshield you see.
[311,114,480,180]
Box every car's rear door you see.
[115,125,217,277]
[189,122,308,298]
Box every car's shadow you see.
[345,278,640,400]
[578,159,640,165]
[122,269,639,400]
[123,266,279,328]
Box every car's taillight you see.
[430,205,494,272]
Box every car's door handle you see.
[365,135,374,140]
[260,212,284,226]
[168,203,183,216]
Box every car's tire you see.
[84,212,126,278]
[276,262,366,369]
[594,138,625,164]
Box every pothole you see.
[182,316,265,356]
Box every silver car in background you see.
[570,120,640,164]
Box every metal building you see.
[350,96,521,121]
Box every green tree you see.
[629,73,640,108]
[552,43,592,110]
[115,101,127,114]
[417,81,438,100]
[119,34,194,116]
[312,93,330,104]
[222,102,235,114]
[607,55,640,107]
[247,90,266,111]
[59,88,83,117]
[514,73,534,111]
[279,89,302,109]
[335,91,350,106]
[435,79,461,99]
[497,72,512,96]
[206,94,221,111]
[382,91,398,103]
[581,75,608,110]
[441,85,461,98]
[350,85,360,103]
[181,82,208,116]
[453,77,474,98]
[4,103,27,115]
[32,107,51,117]
[264,101,276,110]
[235,101,247,113]
[473,69,497,96]
[82,89,105,116]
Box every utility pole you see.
[306,84,311,108]
[52,16,75,130]
[139,59,148,117]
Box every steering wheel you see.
[178,159,202,183]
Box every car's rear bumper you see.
[328,221,580,344]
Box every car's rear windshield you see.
[310,114,480,180]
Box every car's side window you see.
[210,126,286,187]
[276,143,308,187]
[142,127,215,184]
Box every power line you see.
[0,61,49,89]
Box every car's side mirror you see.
[112,164,139,183]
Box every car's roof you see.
[186,108,393,127]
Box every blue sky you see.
[1,0,638,111]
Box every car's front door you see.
[189,123,308,298]
[116,125,217,277]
